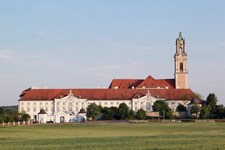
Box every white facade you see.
[19,91,190,123]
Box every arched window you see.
[180,63,183,71]
[180,47,182,54]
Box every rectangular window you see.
[34,102,36,105]
[76,102,78,105]
[40,102,42,105]
[33,107,36,112]
[69,107,72,111]
[135,107,137,111]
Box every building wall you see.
[166,100,190,111]
[19,100,53,120]
[88,100,131,108]
[19,94,191,122]
[175,73,188,89]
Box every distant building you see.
[18,33,197,123]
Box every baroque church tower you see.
[174,32,188,89]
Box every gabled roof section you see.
[109,75,175,90]
[136,75,175,89]
[109,79,143,89]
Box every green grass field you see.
[0,122,225,150]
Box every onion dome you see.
[78,108,86,114]
[38,108,47,114]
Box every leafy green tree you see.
[215,105,224,119]
[0,107,6,123]
[110,107,118,119]
[135,109,146,120]
[0,107,21,122]
[165,111,174,119]
[100,107,114,120]
[128,109,135,120]
[152,100,171,118]
[0,107,5,115]
[0,116,4,123]
[12,110,19,122]
[200,105,210,119]
[223,108,225,119]
[22,113,31,121]
[116,103,129,120]
[176,104,187,112]
[6,109,19,122]
[4,114,14,122]
[87,103,101,120]
[191,104,200,118]
[206,93,218,118]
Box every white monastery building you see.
[18,33,198,123]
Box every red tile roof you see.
[109,79,143,89]
[19,88,195,101]
[136,75,175,89]
[19,75,194,102]
[109,75,175,89]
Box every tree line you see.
[87,103,147,120]
[161,93,225,119]
[0,107,30,123]
[196,93,225,119]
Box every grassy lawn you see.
[0,122,225,149]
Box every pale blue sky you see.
[0,1,225,106]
